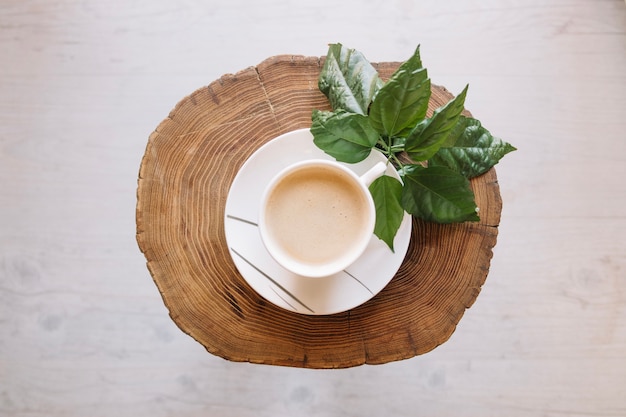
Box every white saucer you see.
[224,129,412,315]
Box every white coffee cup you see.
[259,159,386,278]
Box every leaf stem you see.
[376,138,390,153]
[389,152,405,170]
[376,137,405,170]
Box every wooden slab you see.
[136,55,502,368]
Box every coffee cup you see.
[259,159,386,278]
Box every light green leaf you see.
[369,45,431,137]
[429,116,517,178]
[369,175,404,251]
[405,85,469,162]
[400,164,479,223]
[311,109,379,163]
[318,43,384,115]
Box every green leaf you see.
[400,164,479,223]
[311,109,379,163]
[369,175,404,251]
[429,116,517,178]
[405,85,469,162]
[319,43,384,115]
[369,45,431,137]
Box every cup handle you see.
[359,161,387,187]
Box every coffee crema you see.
[264,166,370,266]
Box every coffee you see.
[264,165,370,266]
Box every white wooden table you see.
[1,1,625,416]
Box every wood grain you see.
[2,0,626,415]
[136,56,502,368]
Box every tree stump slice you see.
[136,55,502,369]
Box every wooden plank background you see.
[1,0,625,416]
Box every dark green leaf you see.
[311,109,379,163]
[369,45,431,137]
[319,43,384,115]
[400,164,479,223]
[369,175,404,251]
[405,85,469,162]
[440,111,471,148]
[429,116,517,178]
